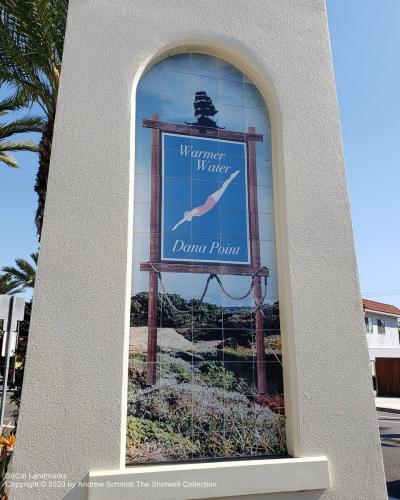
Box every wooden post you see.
[141,118,267,389]
[247,127,267,395]
[146,114,160,385]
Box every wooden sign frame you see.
[140,114,269,393]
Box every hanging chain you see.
[148,264,268,314]
[213,275,254,300]
[147,264,281,362]
[213,267,266,302]
[149,263,214,315]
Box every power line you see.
[363,290,400,297]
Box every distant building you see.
[363,299,400,377]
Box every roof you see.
[362,299,400,316]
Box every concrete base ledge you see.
[88,456,330,499]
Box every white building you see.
[363,298,400,375]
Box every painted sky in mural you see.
[133,53,277,305]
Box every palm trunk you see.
[34,117,54,238]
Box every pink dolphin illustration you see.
[171,170,240,231]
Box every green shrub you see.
[167,362,194,383]
[127,379,286,460]
[198,361,235,389]
[127,352,286,462]
[126,416,196,463]
[197,361,250,393]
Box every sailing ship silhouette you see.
[186,91,225,130]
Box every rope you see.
[149,264,215,315]
[264,338,283,366]
[214,274,254,300]
[206,266,267,302]
[147,263,281,364]
[148,264,268,315]
[251,275,268,315]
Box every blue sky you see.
[327,0,400,306]
[1,1,399,306]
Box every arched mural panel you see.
[128,52,286,464]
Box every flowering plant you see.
[0,432,16,500]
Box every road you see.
[378,410,400,499]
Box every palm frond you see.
[0,0,69,234]
[14,258,35,277]
[0,139,39,153]
[0,0,69,118]
[0,138,39,168]
[0,151,18,168]
[0,115,44,138]
[0,90,30,113]
[2,267,28,283]
[0,28,52,114]
[0,111,42,167]
[0,275,22,294]
[2,252,37,289]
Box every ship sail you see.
[185,91,224,130]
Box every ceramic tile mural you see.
[127,53,286,464]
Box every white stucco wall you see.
[11,1,386,499]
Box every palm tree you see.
[0,94,44,168]
[1,252,38,293]
[0,0,69,236]
[0,275,21,295]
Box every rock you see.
[129,327,193,352]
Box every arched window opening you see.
[127,52,285,464]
